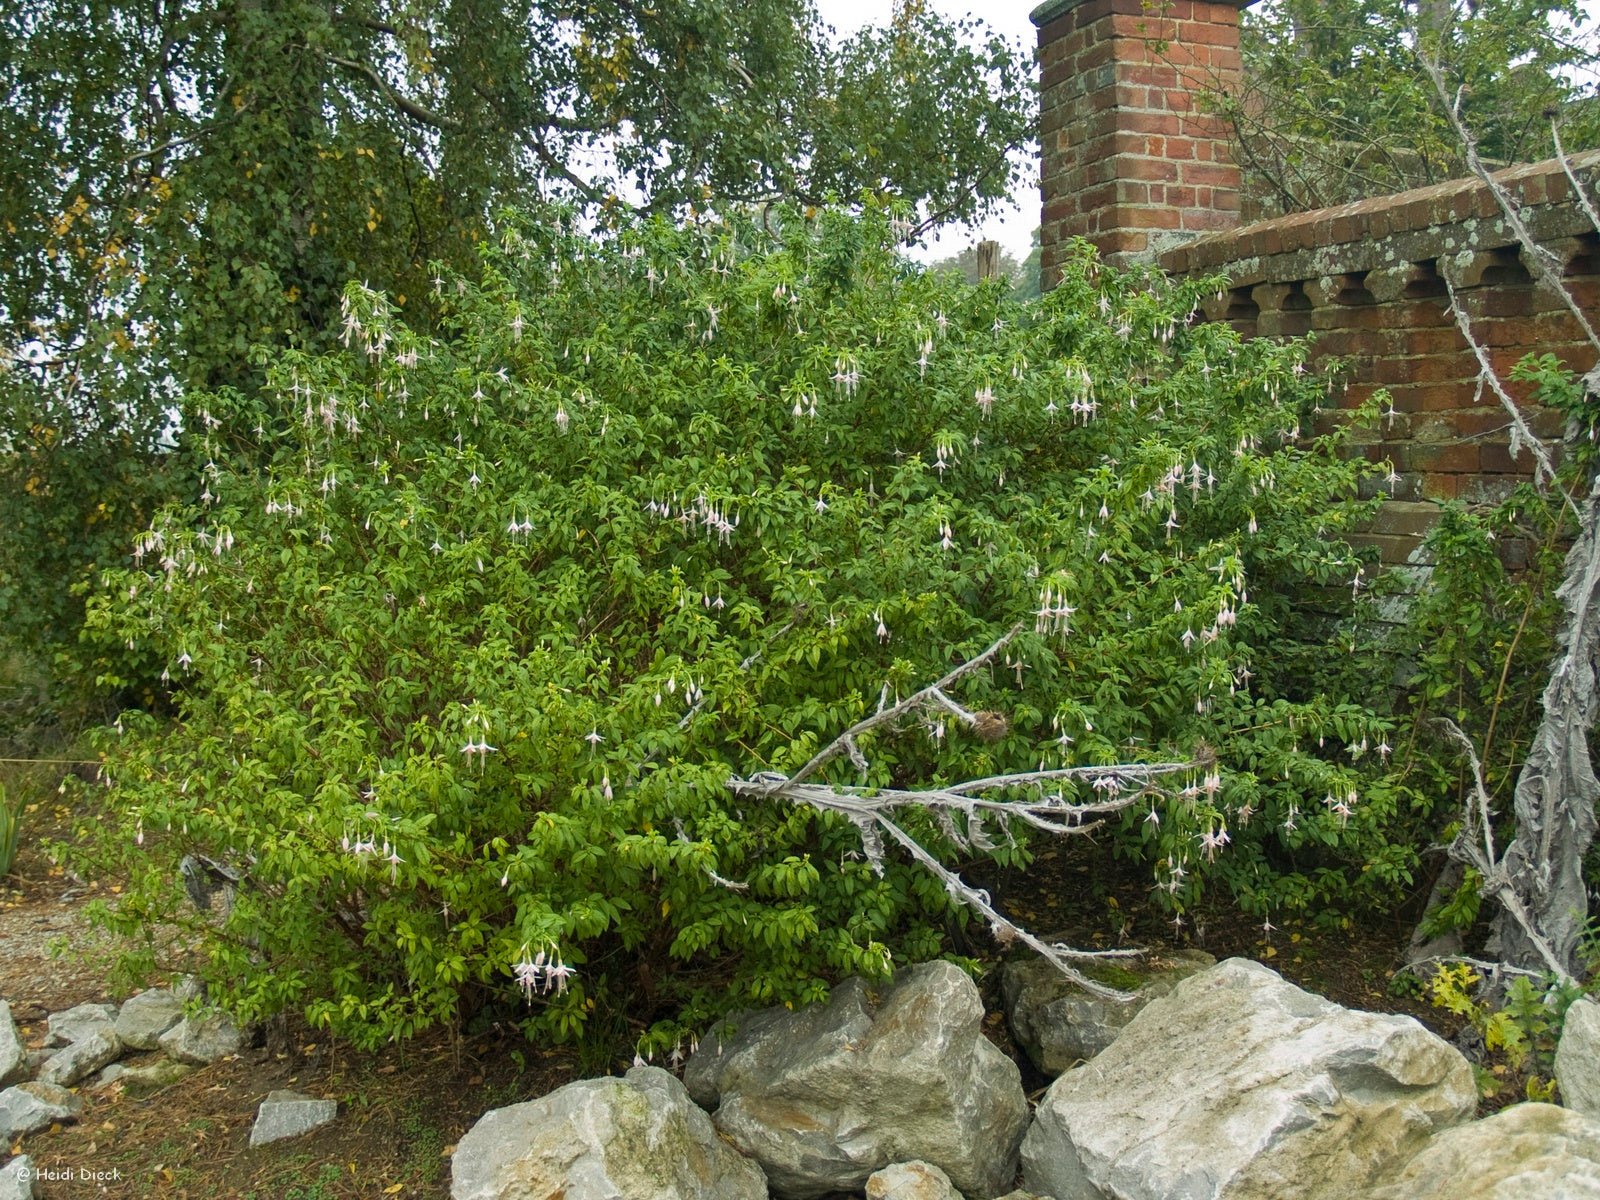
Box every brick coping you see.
[1160,148,1600,278]
[1031,0,1253,26]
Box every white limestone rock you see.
[250,1089,337,1147]
[689,961,1029,1200]
[37,1028,121,1088]
[1002,948,1214,1076]
[866,1160,962,1200]
[114,988,185,1051]
[0,1082,83,1142]
[0,1155,37,1200]
[1369,1103,1600,1199]
[119,1057,194,1096]
[158,1010,242,1065]
[1021,957,1476,1200]
[1558,997,1600,1119]
[44,1003,115,1048]
[0,1003,24,1087]
[451,1066,766,1200]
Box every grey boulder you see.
[1369,1103,1600,1199]
[45,1002,115,1048]
[250,1089,337,1147]
[1559,998,1600,1119]
[0,1081,83,1141]
[0,1155,36,1200]
[451,1065,767,1200]
[37,1028,121,1087]
[1002,948,1214,1076]
[158,1010,242,1064]
[1021,957,1476,1200]
[119,1057,194,1097]
[114,988,185,1051]
[0,1003,24,1087]
[866,1161,962,1200]
[689,961,1029,1200]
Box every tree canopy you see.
[0,0,1033,661]
[1227,0,1600,213]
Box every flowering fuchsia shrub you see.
[75,208,1411,1052]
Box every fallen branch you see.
[772,622,1024,792]
[730,624,1203,1000]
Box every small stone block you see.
[249,1090,337,1147]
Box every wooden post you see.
[977,240,1000,281]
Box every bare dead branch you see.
[729,624,1205,1000]
[774,622,1024,791]
[1431,714,1581,986]
[1551,118,1600,242]
[1442,276,1565,497]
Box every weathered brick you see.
[1366,501,1446,538]
[1479,441,1538,474]
[1408,442,1481,473]
[1420,473,1463,500]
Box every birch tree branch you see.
[1551,119,1600,242]
[1442,276,1565,496]
[1421,55,1600,355]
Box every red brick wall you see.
[1158,154,1600,562]
[1036,1,1600,564]
[1036,0,1247,280]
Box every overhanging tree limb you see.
[324,53,461,132]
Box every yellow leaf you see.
[385,1184,404,1194]
[366,220,378,232]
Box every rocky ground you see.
[0,784,1480,1199]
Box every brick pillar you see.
[1034,0,1251,283]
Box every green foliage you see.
[71,208,1403,1052]
[1227,0,1600,213]
[1513,352,1600,473]
[0,0,1033,677]
[1390,491,1567,809]
[1418,866,1483,939]
[1425,962,1584,1100]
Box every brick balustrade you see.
[1163,151,1600,530]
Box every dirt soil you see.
[2,801,1463,1199]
